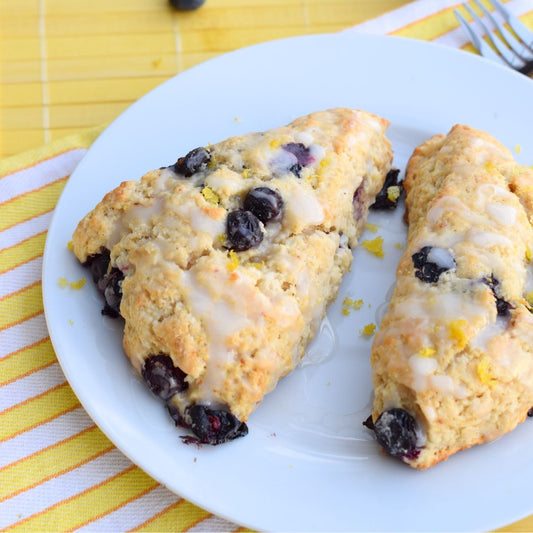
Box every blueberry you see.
[168,0,206,10]
[528,407,533,417]
[371,168,403,210]
[282,143,313,177]
[226,210,263,251]
[482,276,512,318]
[362,414,375,430]
[84,249,111,284]
[171,147,211,177]
[142,354,188,400]
[373,408,420,460]
[282,143,313,166]
[185,404,248,445]
[412,246,454,284]
[243,187,283,224]
[97,267,124,317]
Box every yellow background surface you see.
[1,0,408,158]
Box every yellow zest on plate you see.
[70,277,86,290]
[341,297,363,315]
[365,222,379,233]
[58,276,86,289]
[360,236,384,258]
[360,323,376,336]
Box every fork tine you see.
[489,0,533,52]
[454,8,508,67]
[472,0,533,68]
[465,2,520,68]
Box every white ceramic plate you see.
[43,33,533,532]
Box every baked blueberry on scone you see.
[368,124,533,468]
[72,108,393,444]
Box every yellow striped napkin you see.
[1,1,532,532]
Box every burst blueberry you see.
[373,408,420,460]
[185,404,248,445]
[482,276,512,318]
[226,210,263,251]
[412,246,455,283]
[84,249,111,284]
[371,168,402,210]
[243,187,283,224]
[142,354,188,401]
[98,267,124,317]
[171,147,211,177]
[282,142,313,177]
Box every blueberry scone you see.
[72,108,392,444]
[368,124,533,469]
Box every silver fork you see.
[454,0,533,75]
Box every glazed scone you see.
[72,108,393,444]
[368,124,533,469]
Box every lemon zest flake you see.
[526,291,533,307]
[526,246,532,262]
[227,250,239,271]
[365,222,379,233]
[242,168,251,178]
[387,185,401,203]
[67,241,74,250]
[269,139,282,150]
[449,319,468,349]
[246,260,265,269]
[201,186,219,204]
[341,297,364,315]
[477,356,497,386]
[515,144,522,154]
[484,161,497,173]
[360,236,385,258]
[58,277,68,288]
[419,347,436,358]
[360,323,376,336]
[319,157,331,170]
[395,242,404,249]
[70,277,86,290]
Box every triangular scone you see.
[369,124,533,469]
[72,108,392,444]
